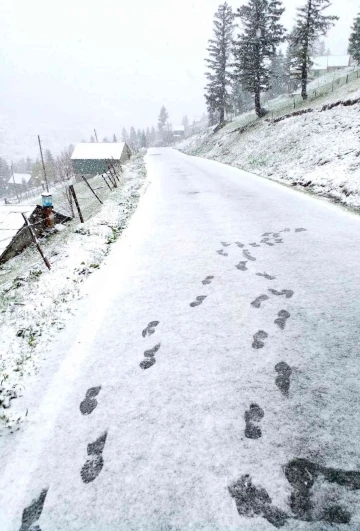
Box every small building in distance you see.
[8,173,33,192]
[71,142,131,176]
[172,125,185,141]
[310,55,351,78]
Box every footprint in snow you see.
[229,475,288,528]
[251,295,270,308]
[235,241,245,248]
[275,310,291,330]
[235,261,248,271]
[142,321,160,338]
[190,296,207,308]
[252,330,268,349]
[244,403,264,439]
[140,343,161,370]
[81,431,108,484]
[202,275,214,285]
[256,272,276,280]
[295,228,307,233]
[243,249,256,261]
[217,249,228,257]
[275,362,292,397]
[249,242,261,247]
[221,241,231,247]
[80,386,101,415]
[261,239,275,246]
[19,488,48,531]
[268,289,294,299]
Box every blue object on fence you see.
[41,193,53,208]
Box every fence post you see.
[106,160,118,188]
[69,184,84,223]
[81,175,103,204]
[346,74,349,84]
[102,174,112,190]
[21,213,51,270]
[110,158,120,182]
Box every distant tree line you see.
[204,0,349,121]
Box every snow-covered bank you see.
[0,155,147,432]
[179,76,360,210]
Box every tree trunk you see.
[219,107,225,123]
[301,62,308,100]
[254,89,262,118]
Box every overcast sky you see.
[0,0,357,158]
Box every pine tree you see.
[145,127,151,146]
[31,159,43,186]
[150,126,157,145]
[0,158,10,197]
[158,106,169,130]
[129,127,138,151]
[140,131,147,148]
[290,0,338,100]
[45,149,56,182]
[233,0,286,117]
[269,50,287,97]
[121,128,129,143]
[182,115,189,135]
[231,80,252,115]
[90,135,95,142]
[26,157,32,172]
[103,137,109,142]
[349,12,360,64]
[204,2,235,124]
[113,134,118,142]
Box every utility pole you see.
[38,135,49,193]
[94,129,99,142]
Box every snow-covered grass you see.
[179,69,360,209]
[0,154,147,432]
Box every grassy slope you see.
[179,69,360,209]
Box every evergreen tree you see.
[31,159,43,185]
[269,50,287,97]
[182,115,189,134]
[208,109,218,126]
[151,126,156,144]
[349,12,360,64]
[121,128,129,143]
[289,0,338,100]
[233,0,286,117]
[26,157,33,172]
[45,149,56,182]
[90,135,95,142]
[140,131,147,148]
[310,37,326,55]
[103,137,109,142]
[158,106,169,130]
[145,127,151,146]
[113,134,118,142]
[129,127,138,151]
[0,158,10,197]
[231,80,252,115]
[204,2,235,124]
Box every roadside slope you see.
[179,74,360,209]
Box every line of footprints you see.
[16,227,307,530]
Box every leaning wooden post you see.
[81,175,103,204]
[21,213,51,270]
[105,160,117,188]
[69,184,84,223]
[38,135,50,193]
[102,174,112,191]
[109,158,120,182]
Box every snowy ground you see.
[179,71,360,210]
[1,148,360,530]
[0,154,147,431]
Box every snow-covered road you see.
[2,147,360,530]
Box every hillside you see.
[179,68,360,209]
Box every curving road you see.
[1,148,360,530]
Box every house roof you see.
[0,204,34,255]
[8,173,32,185]
[71,142,128,160]
[311,55,350,70]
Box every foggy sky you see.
[0,0,357,159]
